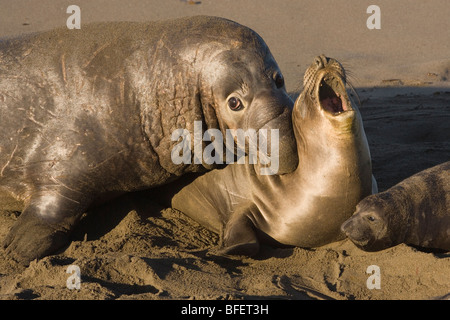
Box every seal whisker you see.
[346,82,362,108]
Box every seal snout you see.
[340,216,371,247]
[340,216,353,234]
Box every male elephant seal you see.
[341,161,449,251]
[172,55,376,255]
[0,16,298,264]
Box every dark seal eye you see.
[228,97,243,111]
[274,72,285,88]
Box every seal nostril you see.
[314,57,323,68]
[315,55,328,69]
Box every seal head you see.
[294,55,356,139]
[340,195,395,251]
[196,41,296,173]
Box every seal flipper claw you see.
[3,212,71,265]
[217,240,259,257]
[3,193,84,265]
[221,212,260,256]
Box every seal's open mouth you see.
[318,75,350,115]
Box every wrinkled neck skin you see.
[129,34,236,175]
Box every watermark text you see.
[171,121,280,175]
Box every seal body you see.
[172,55,375,255]
[341,161,450,251]
[0,16,298,264]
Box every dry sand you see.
[0,0,449,300]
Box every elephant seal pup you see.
[172,55,375,255]
[341,161,449,251]
[0,16,298,264]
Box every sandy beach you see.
[0,0,449,300]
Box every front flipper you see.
[218,207,259,257]
[3,192,86,265]
[171,164,256,256]
[172,165,252,236]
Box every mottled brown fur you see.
[342,161,449,251]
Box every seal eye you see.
[274,73,285,88]
[367,216,376,222]
[228,97,243,111]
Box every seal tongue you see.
[319,78,348,114]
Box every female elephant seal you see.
[0,16,298,264]
[172,55,376,255]
[341,161,449,251]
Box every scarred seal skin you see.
[0,16,298,264]
[172,55,376,256]
[341,161,450,252]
